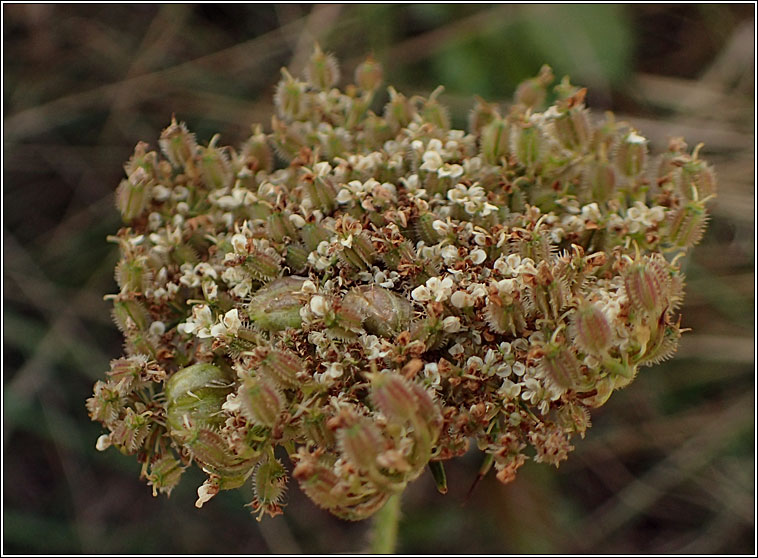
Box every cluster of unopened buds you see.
[88,46,716,521]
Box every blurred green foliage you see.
[3,4,754,554]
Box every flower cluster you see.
[88,48,715,521]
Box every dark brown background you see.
[3,4,754,554]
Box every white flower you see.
[442,316,461,333]
[469,248,487,265]
[210,309,242,339]
[411,284,431,302]
[425,276,454,302]
[195,479,219,509]
[450,290,473,308]
[310,295,328,317]
[149,321,166,337]
[437,163,463,178]
[423,362,441,389]
[231,233,248,254]
[448,343,465,357]
[420,150,443,171]
[499,379,521,399]
[178,304,214,338]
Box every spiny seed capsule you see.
[582,159,617,203]
[510,121,546,167]
[267,212,298,243]
[468,95,500,135]
[572,301,613,356]
[677,158,717,200]
[165,363,234,442]
[305,44,340,90]
[540,343,584,392]
[551,108,591,151]
[354,55,383,93]
[110,407,151,453]
[115,255,152,294]
[614,130,648,178]
[199,136,233,189]
[116,173,152,222]
[147,455,185,496]
[421,86,451,130]
[111,300,150,333]
[667,199,709,248]
[247,276,307,331]
[370,372,419,423]
[159,117,198,169]
[240,124,273,173]
[639,322,681,366]
[514,64,554,109]
[623,255,670,314]
[480,116,511,164]
[238,376,283,428]
[274,68,309,121]
[299,222,332,252]
[336,412,383,471]
[187,429,258,486]
[384,87,415,131]
[342,285,412,337]
[256,348,303,388]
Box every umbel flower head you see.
[88,47,715,521]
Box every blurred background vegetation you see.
[3,4,754,554]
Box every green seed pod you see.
[338,233,376,271]
[468,95,500,136]
[355,55,383,93]
[613,131,648,178]
[342,285,412,337]
[484,300,528,337]
[336,412,383,471]
[247,276,307,331]
[370,372,419,423]
[199,136,233,189]
[639,322,681,366]
[480,116,510,164]
[251,456,288,520]
[187,429,258,485]
[571,301,613,356]
[303,176,338,214]
[540,343,584,392]
[115,255,152,294]
[147,454,185,497]
[510,122,546,167]
[110,407,152,454]
[551,108,591,151]
[413,213,441,245]
[305,44,340,90]
[274,68,309,121]
[86,380,122,426]
[623,255,670,314]
[165,363,234,442]
[116,175,152,222]
[267,212,298,243]
[667,199,708,248]
[159,117,198,169]
[238,376,283,428]
[257,348,304,388]
[285,243,309,273]
[421,86,450,130]
[111,300,150,334]
[384,87,415,131]
[300,222,331,252]
[677,158,717,200]
[240,124,273,173]
[514,64,554,109]
[582,159,617,203]
[270,116,308,162]
[242,247,282,283]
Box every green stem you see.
[370,493,402,554]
